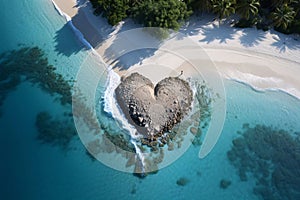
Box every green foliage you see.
[236,0,260,20]
[271,0,294,9]
[92,0,130,25]
[234,17,257,27]
[185,0,212,13]
[131,0,192,31]
[211,0,236,20]
[290,19,300,34]
[89,0,300,34]
[271,3,296,30]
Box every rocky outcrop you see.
[115,72,193,146]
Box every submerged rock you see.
[220,179,231,189]
[35,111,76,149]
[176,177,190,186]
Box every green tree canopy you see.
[185,0,212,13]
[131,0,192,31]
[211,0,236,20]
[89,0,300,34]
[271,3,296,30]
[236,0,260,20]
[90,0,130,25]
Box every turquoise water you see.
[1,0,300,199]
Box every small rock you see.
[130,187,136,194]
[168,142,174,151]
[176,177,189,186]
[159,142,164,147]
[220,179,231,189]
[190,127,198,135]
[138,116,143,123]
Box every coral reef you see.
[191,82,213,146]
[0,47,73,110]
[0,46,77,149]
[35,111,76,149]
[227,124,300,200]
[0,47,215,178]
[104,132,135,153]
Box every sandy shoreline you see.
[52,0,300,99]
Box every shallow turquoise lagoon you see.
[1,0,299,199]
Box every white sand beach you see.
[52,0,300,99]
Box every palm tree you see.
[271,3,296,30]
[236,0,260,20]
[129,0,142,7]
[270,0,293,9]
[211,0,236,20]
[187,0,212,13]
[291,0,300,13]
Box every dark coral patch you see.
[227,125,300,200]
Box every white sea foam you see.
[131,139,146,174]
[52,0,146,172]
[51,0,71,21]
[103,69,147,172]
[102,68,148,170]
[102,69,139,137]
[103,68,120,116]
[51,0,92,49]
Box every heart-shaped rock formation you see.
[115,73,193,144]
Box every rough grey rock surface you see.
[115,72,193,141]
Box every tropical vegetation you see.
[89,0,300,34]
[131,0,192,31]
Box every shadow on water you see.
[54,22,85,56]
[71,8,106,47]
[54,1,115,56]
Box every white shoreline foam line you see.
[188,78,200,115]
[103,67,139,137]
[51,0,134,135]
[131,139,145,174]
[222,68,300,100]
[52,0,147,171]
[230,78,300,101]
[51,0,92,49]
[103,68,146,169]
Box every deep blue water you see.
[1,0,300,200]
